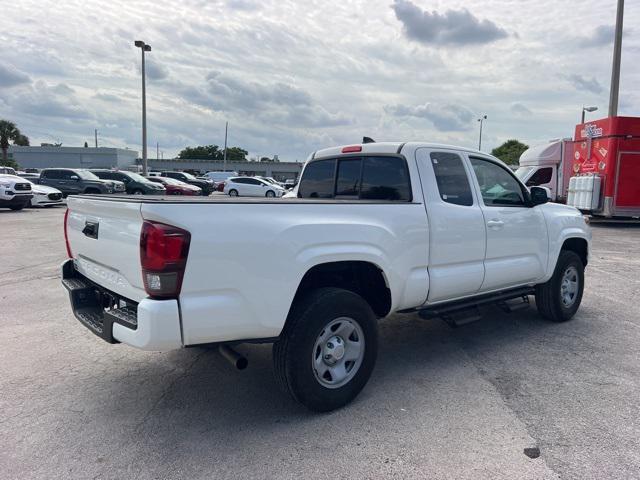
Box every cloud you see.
[578,25,615,47]
[391,0,509,46]
[9,81,92,120]
[567,74,604,94]
[510,102,532,116]
[385,102,474,131]
[136,59,169,80]
[0,64,31,88]
[226,0,261,10]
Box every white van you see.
[204,171,238,183]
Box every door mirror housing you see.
[529,186,550,206]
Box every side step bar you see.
[417,287,535,323]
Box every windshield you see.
[77,170,100,180]
[159,177,183,185]
[515,167,533,181]
[125,171,148,182]
[181,172,197,180]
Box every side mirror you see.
[70,175,79,181]
[530,186,549,206]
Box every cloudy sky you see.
[1,0,638,161]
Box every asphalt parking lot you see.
[1,206,639,480]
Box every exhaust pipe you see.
[218,344,248,370]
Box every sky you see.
[1,0,638,161]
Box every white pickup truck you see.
[62,142,591,411]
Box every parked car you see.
[257,176,285,188]
[224,176,285,197]
[39,168,124,196]
[0,174,32,210]
[91,169,166,195]
[284,178,297,189]
[147,176,202,195]
[21,178,64,207]
[17,172,41,181]
[160,171,213,195]
[0,166,18,175]
[60,141,592,412]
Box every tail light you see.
[342,145,362,153]
[140,221,191,299]
[63,208,73,258]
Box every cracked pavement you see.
[1,207,639,479]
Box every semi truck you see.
[516,116,640,218]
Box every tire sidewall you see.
[229,189,238,197]
[285,289,378,411]
[550,252,584,320]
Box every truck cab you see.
[516,139,573,202]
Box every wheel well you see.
[561,238,588,266]
[84,188,100,194]
[292,261,391,318]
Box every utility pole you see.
[94,129,98,148]
[477,115,487,150]
[223,121,228,171]
[156,141,159,161]
[608,0,624,117]
[134,40,152,175]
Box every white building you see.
[8,146,138,170]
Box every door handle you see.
[487,220,505,229]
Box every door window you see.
[299,159,336,198]
[60,170,76,180]
[526,167,553,186]
[43,170,61,179]
[336,158,361,197]
[360,157,411,201]
[430,152,473,206]
[469,158,526,207]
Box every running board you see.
[417,287,535,321]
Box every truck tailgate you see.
[66,196,146,302]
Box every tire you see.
[228,189,238,197]
[9,204,25,211]
[265,190,275,198]
[273,287,378,412]
[535,250,584,322]
[132,189,144,195]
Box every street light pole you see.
[94,129,98,148]
[223,121,228,171]
[477,115,487,150]
[134,40,152,175]
[582,105,598,124]
[609,0,624,117]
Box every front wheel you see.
[535,250,584,322]
[273,287,378,412]
[265,190,275,198]
[10,204,26,211]
[228,189,238,197]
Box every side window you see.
[430,152,473,206]
[360,156,410,201]
[336,158,361,197]
[299,159,336,198]
[247,178,261,185]
[233,178,248,184]
[43,170,59,179]
[526,167,553,186]
[60,170,75,180]
[469,157,526,207]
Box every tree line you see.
[1,120,30,169]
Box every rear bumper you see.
[61,259,182,351]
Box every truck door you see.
[415,149,486,302]
[467,156,549,291]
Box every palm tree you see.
[0,120,26,163]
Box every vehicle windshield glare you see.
[76,170,100,180]
[515,166,534,181]
[181,172,197,180]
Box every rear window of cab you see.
[298,156,411,201]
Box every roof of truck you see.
[313,142,484,159]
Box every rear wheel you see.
[84,188,100,194]
[9,204,25,211]
[535,250,584,322]
[228,189,238,197]
[265,190,275,198]
[132,189,143,195]
[273,287,378,412]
